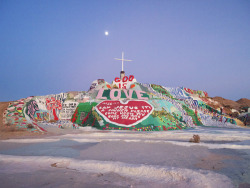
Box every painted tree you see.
[46,97,62,121]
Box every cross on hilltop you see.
[114,52,132,79]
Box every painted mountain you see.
[3,76,238,133]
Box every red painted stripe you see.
[176,124,182,129]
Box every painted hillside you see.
[2,75,238,133]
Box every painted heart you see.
[95,100,154,127]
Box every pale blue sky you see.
[0,0,249,101]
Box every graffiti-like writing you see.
[114,75,135,89]
[59,101,78,120]
[95,100,154,127]
[96,88,148,100]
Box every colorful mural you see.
[72,78,237,131]
[46,97,62,121]
[25,100,39,120]
[183,87,208,98]
[4,97,43,132]
[2,75,238,133]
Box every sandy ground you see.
[0,102,9,125]
[0,126,250,188]
[0,102,9,129]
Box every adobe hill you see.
[211,97,250,115]
[1,75,249,134]
[236,98,250,108]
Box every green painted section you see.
[73,99,187,131]
[71,102,98,125]
[182,105,203,125]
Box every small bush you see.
[51,163,57,167]
[189,134,200,143]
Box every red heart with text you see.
[95,100,154,127]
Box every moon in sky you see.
[105,31,109,36]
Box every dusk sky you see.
[0,0,249,102]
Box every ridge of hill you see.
[236,98,250,107]
[211,97,250,114]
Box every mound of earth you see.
[212,97,241,110]
[236,98,250,108]
[211,97,250,115]
[0,75,244,134]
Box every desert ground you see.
[0,125,250,188]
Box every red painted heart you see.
[95,100,154,127]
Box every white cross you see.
[114,52,132,71]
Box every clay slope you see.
[0,102,10,126]
[236,98,250,108]
[212,97,241,111]
[210,97,249,117]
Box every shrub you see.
[189,134,200,143]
